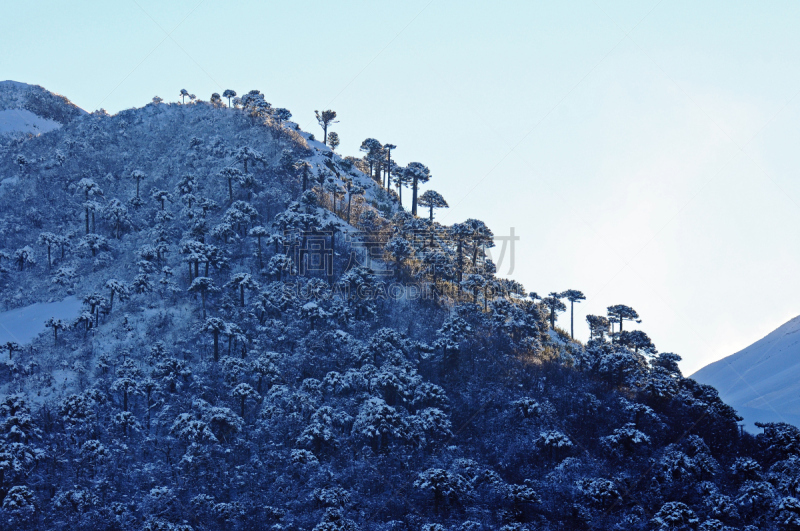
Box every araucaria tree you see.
[607,304,640,333]
[130,170,146,199]
[543,292,567,329]
[76,178,103,234]
[223,89,236,107]
[383,143,396,189]
[561,289,586,339]
[315,110,338,145]
[406,162,431,216]
[219,167,244,202]
[418,190,448,221]
[188,277,218,318]
[327,132,340,152]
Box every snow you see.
[691,315,800,430]
[0,296,82,348]
[0,108,61,135]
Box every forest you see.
[0,84,797,531]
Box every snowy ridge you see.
[691,315,800,429]
[0,80,85,137]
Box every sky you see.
[3,0,800,375]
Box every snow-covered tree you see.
[418,190,448,221]
[315,110,339,145]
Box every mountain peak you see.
[692,314,800,429]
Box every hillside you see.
[0,80,85,137]
[692,316,800,430]
[0,82,797,531]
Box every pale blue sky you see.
[3,1,800,374]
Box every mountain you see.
[0,80,85,137]
[0,81,797,531]
[691,315,800,430]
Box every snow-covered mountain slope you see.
[0,80,85,136]
[0,296,81,350]
[691,315,800,429]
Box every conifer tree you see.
[607,304,640,333]
[406,162,432,216]
[383,143,396,189]
[223,89,236,107]
[315,110,338,145]
[327,132,340,152]
[418,190,448,221]
[561,289,586,339]
[543,292,567,329]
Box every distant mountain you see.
[691,315,800,429]
[0,80,85,136]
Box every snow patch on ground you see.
[0,296,82,348]
[691,315,800,430]
[0,108,61,135]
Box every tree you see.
[103,199,131,239]
[131,170,146,199]
[315,110,339,145]
[76,178,103,235]
[13,246,35,271]
[180,89,189,103]
[106,279,130,311]
[248,226,269,269]
[359,138,383,182]
[385,237,413,279]
[327,132,340,152]
[230,383,260,418]
[418,190,448,221]
[200,317,227,361]
[225,272,260,307]
[38,232,59,269]
[607,304,640,333]
[383,143,396,189]
[188,277,219,318]
[449,223,472,284]
[414,468,468,515]
[223,89,236,107]
[152,189,172,210]
[45,317,68,343]
[294,161,312,192]
[219,167,244,202]
[274,108,292,125]
[617,330,656,355]
[235,146,263,174]
[561,289,586,339]
[344,179,364,224]
[392,164,411,207]
[651,502,698,530]
[406,162,432,216]
[543,292,566,329]
[586,315,610,341]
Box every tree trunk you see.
[213,330,219,361]
[412,176,419,216]
[570,301,574,339]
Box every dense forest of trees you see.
[0,85,796,530]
